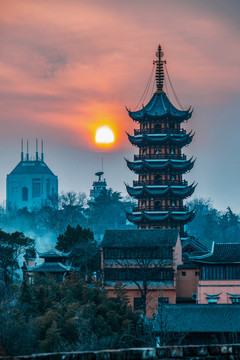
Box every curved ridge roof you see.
[127,131,194,147]
[126,157,195,174]
[126,183,196,198]
[9,160,56,176]
[128,92,192,122]
[126,210,194,225]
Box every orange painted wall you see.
[198,280,240,304]
[177,268,198,299]
[106,286,176,318]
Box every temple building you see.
[6,140,58,211]
[126,45,195,237]
[22,248,73,283]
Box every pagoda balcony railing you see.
[133,180,188,187]
[132,205,188,212]
[134,154,186,161]
[134,128,186,135]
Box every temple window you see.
[171,148,175,155]
[154,201,161,210]
[158,297,169,305]
[205,294,220,304]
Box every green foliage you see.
[0,275,141,356]
[0,229,35,284]
[56,225,100,276]
[87,189,136,237]
[187,198,240,248]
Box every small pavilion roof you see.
[38,248,71,259]
[126,158,195,174]
[23,262,74,273]
[126,183,196,199]
[127,131,194,147]
[8,160,56,176]
[102,228,179,248]
[189,242,240,264]
[127,92,192,122]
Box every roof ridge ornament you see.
[154,44,166,93]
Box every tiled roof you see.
[128,92,192,122]
[38,249,70,258]
[189,242,240,264]
[153,304,240,333]
[24,262,73,273]
[9,160,56,176]
[101,229,179,248]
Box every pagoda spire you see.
[154,44,166,93]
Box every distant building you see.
[101,228,182,317]
[6,140,58,211]
[22,248,74,283]
[90,171,107,199]
[189,242,240,304]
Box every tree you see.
[56,225,100,277]
[0,230,35,283]
[87,189,131,238]
[115,245,174,316]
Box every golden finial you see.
[154,44,166,92]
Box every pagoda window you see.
[155,148,161,155]
[22,187,28,201]
[155,174,161,184]
[142,175,146,183]
[171,148,175,155]
[143,124,147,131]
[171,201,175,207]
[154,201,161,210]
[171,175,175,181]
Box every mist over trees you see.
[187,198,240,249]
[0,189,135,250]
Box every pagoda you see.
[125,45,196,237]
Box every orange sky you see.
[0,0,240,210]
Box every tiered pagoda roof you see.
[126,183,196,198]
[127,92,193,122]
[126,210,194,225]
[125,45,196,234]
[126,158,195,174]
[127,131,194,147]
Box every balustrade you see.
[134,128,186,135]
[134,153,186,161]
[133,179,188,186]
[132,205,188,212]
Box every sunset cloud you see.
[0,0,240,209]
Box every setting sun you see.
[95,126,115,145]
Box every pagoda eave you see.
[126,183,196,199]
[128,112,191,123]
[127,132,194,147]
[126,210,195,225]
[125,158,195,174]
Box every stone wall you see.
[2,345,240,360]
